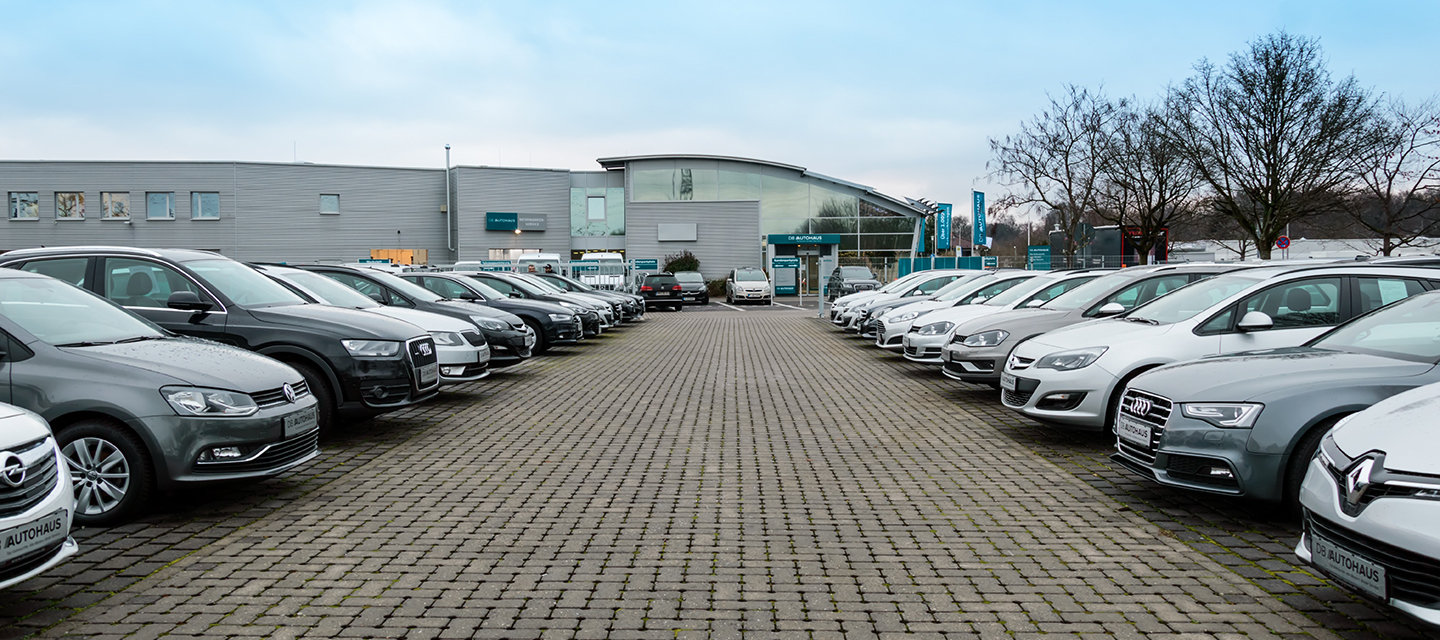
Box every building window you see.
[320,194,340,215]
[55,192,85,220]
[147,192,175,220]
[9,192,38,220]
[488,248,539,260]
[191,192,220,220]
[101,192,131,220]
[586,196,605,221]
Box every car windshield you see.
[362,269,444,302]
[516,273,567,293]
[840,267,873,279]
[1040,272,1141,310]
[497,275,552,296]
[876,272,927,293]
[185,259,305,307]
[1310,292,1440,363]
[735,270,767,282]
[553,275,596,291]
[982,276,1054,307]
[1126,273,1262,324]
[931,275,988,301]
[675,272,704,283]
[464,279,508,300]
[279,270,379,309]
[0,276,165,346]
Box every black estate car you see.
[400,272,582,353]
[640,273,684,311]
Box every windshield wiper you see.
[56,340,118,347]
[115,335,164,344]
[1122,316,1159,325]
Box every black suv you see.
[0,247,439,433]
[640,273,684,311]
[828,266,882,301]
[399,272,582,354]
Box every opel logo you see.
[1345,458,1376,507]
[282,383,297,404]
[0,453,25,488]
[1129,396,1153,416]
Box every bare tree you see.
[1343,97,1440,255]
[988,85,1123,257]
[1162,32,1387,258]
[1095,104,1204,260]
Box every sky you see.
[2,0,1436,212]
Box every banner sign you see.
[982,256,998,268]
[1027,246,1052,271]
[771,256,800,269]
[972,192,987,247]
[485,212,546,231]
[936,203,952,251]
[632,259,659,270]
[767,234,841,245]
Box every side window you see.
[915,277,951,294]
[103,258,205,308]
[960,279,1020,304]
[1195,307,1235,335]
[20,258,90,287]
[1027,277,1094,305]
[387,288,415,308]
[1356,277,1426,315]
[480,278,515,296]
[323,273,389,303]
[1239,277,1342,329]
[1087,274,1190,317]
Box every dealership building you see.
[0,155,927,281]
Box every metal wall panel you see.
[625,200,761,280]
[453,167,572,261]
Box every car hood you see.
[952,306,1080,338]
[437,300,524,324]
[835,290,888,306]
[1130,348,1436,402]
[64,337,302,392]
[911,304,1005,327]
[1026,316,1167,350]
[368,307,473,333]
[881,299,947,319]
[250,304,427,340]
[487,297,573,316]
[844,278,882,287]
[1330,383,1440,475]
[0,406,51,445]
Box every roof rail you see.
[1,245,166,258]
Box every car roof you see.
[0,245,227,263]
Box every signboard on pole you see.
[982,256,998,269]
[478,260,512,272]
[1027,246,1052,271]
[972,192,987,248]
[771,256,800,269]
[936,203,952,251]
[632,258,659,271]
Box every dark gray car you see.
[672,271,709,305]
[1112,285,1440,505]
[828,266,881,301]
[0,270,319,525]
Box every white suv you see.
[725,268,772,304]
[1002,264,1440,431]
[0,404,78,590]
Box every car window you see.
[185,259,304,307]
[735,270,767,282]
[1239,277,1342,329]
[1086,274,1191,317]
[914,276,957,294]
[424,277,475,299]
[1023,276,1097,306]
[1125,273,1262,325]
[960,278,1026,305]
[1312,292,1440,363]
[103,258,207,308]
[1356,277,1427,315]
[474,276,515,295]
[0,276,164,346]
[323,272,392,303]
[840,266,873,279]
[278,270,379,308]
[19,258,89,287]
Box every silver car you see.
[839,270,978,333]
[0,404,78,589]
[899,270,1102,362]
[1295,382,1440,631]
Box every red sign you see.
[1275,236,1291,250]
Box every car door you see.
[1219,276,1346,353]
[98,257,229,341]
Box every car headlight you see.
[558,301,582,310]
[962,330,1009,347]
[1034,346,1107,371]
[917,321,954,336]
[163,386,258,417]
[430,331,466,346]
[549,313,573,322]
[469,317,507,332]
[1180,403,1264,428]
[341,339,402,357]
[891,311,921,322]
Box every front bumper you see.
[135,395,323,487]
[939,343,1006,384]
[901,330,948,363]
[1110,393,1279,501]
[998,362,1113,429]
[737,290,771,302]
[438,343,489,384]
[875,318,912,349]
[0,437,79,590]
[484,328,533,364]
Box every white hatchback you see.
[900,270,1106,362]
[0,404,78,590]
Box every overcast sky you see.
[2,1,1435,210]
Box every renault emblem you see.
[282,383,297,404]
[1345,458,1376,507]
[1129,396,1153,417]
[1,453,25,488]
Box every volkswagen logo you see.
[1345,458,1376,508]
[1128,396,1153,417]
[417,343,433,357]
[282,383,297,404]
[1,452,25,488]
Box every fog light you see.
[1205,467,1235,479]
[1035,391,1086,411]
[371,386,389,399]
[200,446,244,462]
[442,366,466,376]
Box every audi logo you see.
[1128,396,1153,416]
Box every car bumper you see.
[1110,399,1278,500]
[901,331,947,363]
[998,365,1113,429]
[0,438,79,590]
[939,343,1006,384]
[1296,454,1440,630]
[133,396,323,487]
[874,319,911,349]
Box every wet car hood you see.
[1330,384,1440,475]
[64,337,301,392]
[1131,348,1435,402]
[250,304,426,340]
[368,307,474,333]
[483,297,573,316]
[0,406,51,444]
[1026,315,1164,350]
[436,300,524,325]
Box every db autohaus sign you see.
[767,234,841,245]
[486,212,548,231]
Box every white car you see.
[1002,264,1440,430]
[0,404,79,590]
[829,271,934,324]
[840,270,981,332]
[259,266,491,385]
[900,270,1107,362]
[873,271,1038,350]
[725,268,773,304]
[1296,382,1440,631]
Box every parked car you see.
[838,270,981,332]
[1113,286,1440,505]
[941,264,1247,388]
[725,268,772,305]
[1296,381,1440,631]
[0,247,438,435]
[828,266,882,301]
[0,269,321,525]
[513,273,624,325]
[867,271,1036,345]
[900,270,1103,362]
[531,272,645,319]
[463,272,605,337]
[256,265,491,384]
[290,265,534,368]
[640,273,685,311]
[672,271,709,305]
[829,270,939,323]
[399,272,582,354]
[0,404,78,587]
[1001,264,1440,431]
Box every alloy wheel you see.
[62,437,131,516]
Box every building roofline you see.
[0,159,445,173]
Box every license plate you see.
[283,405,318,437]
[656,292,670,297]
[418,363,438,386]
[1311,533,1387,600]
[1115,414,1152,447]
[0,509,68,565]
[524,333,536,348]
[1000,372,1017,391]
[682,296,695,301]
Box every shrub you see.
[663,250,700,273]
[706,279,726,298]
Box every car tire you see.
[289,361,337,437]
[1285,415,1344,514]
[523,318,550,354]
[57,419,154,527]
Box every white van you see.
[515,253,563,275]
[577,252,626,289]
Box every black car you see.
[400,272,582,353]
[461,272,604,338]
[289,265,535,367]
[672,271,709,305]
[828,266,882,301]
[640,273,684,311]
[0,247,439,434]
[531,272,645,320]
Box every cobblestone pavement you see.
[1,310,1424,638]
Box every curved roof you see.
[595,154,927,216]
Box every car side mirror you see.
[1025,299,1045,308]
[970,297,987,304]
[509,291,523,298]
[1237,311,1274,332]
[167,290,214,312]
[365,291,386,304]
[1095,302,1126,317]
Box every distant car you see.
[828,266,881,300]
[530,272,645,320]
[641,273,684,311]
[673,272,709,305]
[725,268,772,305]
[463,272,605,337]
[1296,382,1440,632]
[0,404,78,588]
[400,272,582,354]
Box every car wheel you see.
[57,419,154,527]
[289,361,337,437]
[523,317,550,354]
[1285,415,1344,514]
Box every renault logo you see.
[1345,458,1376,507]
[282,383,297,404]
[1128,396,1153,416]
[1,453,24,488]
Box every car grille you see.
[1307,511,1440,607]
[1115,388,1174,465]
[1009,355,1035,370]
[1324,464,1422,516]
[407,337,440,392]
[463,330,486,346]
[251,381,311,410]
[0,438,59,519]
[194,428,320,475]
[1002,388,1034,407]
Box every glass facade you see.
[570,187,625,237]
